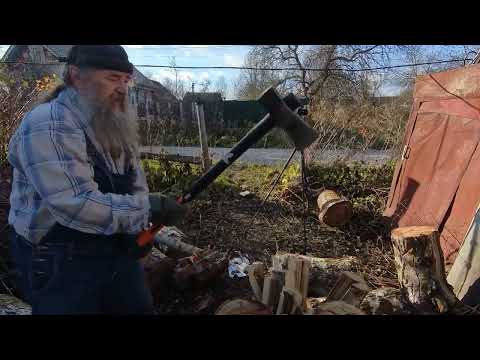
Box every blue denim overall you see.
[9,138,153,315]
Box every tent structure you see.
[383,63,480,301]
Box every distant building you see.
[181,92,224,129]
[1,45,180,123]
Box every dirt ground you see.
[152,164,399,314]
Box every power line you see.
[0,58,473,72]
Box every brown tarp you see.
[383,64,480,264]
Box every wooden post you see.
[391,226,458,313]
[194,102,211,172]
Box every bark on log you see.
[391,226,458,313]
[317,190,353,227]
[173,250,229,291]
[360,287,410,315]
[154,226,203,258]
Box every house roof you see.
[44,45,74,58]
[2,45,177,100]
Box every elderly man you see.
[7,45,185,314]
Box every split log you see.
[0,294,31,315]
[269,253,311,311]
[276,287,304,315]
[360,287,410,315]
[248,262,267,302]
[261,270,285,311]
[271,253,360,297]
[326,271,371,307]
[285,255,311,310]
[317,190,353,227]
[154,226,203,258]
[391,226,458,313]
[215,299,272,315]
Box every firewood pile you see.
[214,225,476,315]
[1,223,476,315]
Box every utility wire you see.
[0,58,473,72]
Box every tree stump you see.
[391,226,458,313]
[317,190,353,227]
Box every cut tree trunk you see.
[317,190,353,227]
[391,226,458,313]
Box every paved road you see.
[140,146,392,165]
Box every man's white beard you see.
[88,99,139,164]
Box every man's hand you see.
[149,193,188,226]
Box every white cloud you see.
[223,54,243,67]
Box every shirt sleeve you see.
[19,104,150,235]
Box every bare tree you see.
[214,75,228,99]
[199,79,211,93]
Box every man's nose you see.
[115,84,127,96]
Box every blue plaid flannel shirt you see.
[8,87,150,244]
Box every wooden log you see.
[261,271,285,311]
[248,262,267,302]
[360,287,411,315]
[391,226,458,313]
[285,255,311,309]
[326,271,371,307]
[0,294,31,315]
[317,190,353,227]
[173,250,229,291]
[276,287,304,315]
[215,299,272,315]
[272,253,360,297]
[154,226,203,258]
[141,247,176,303]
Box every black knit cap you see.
[66,45,133,74]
